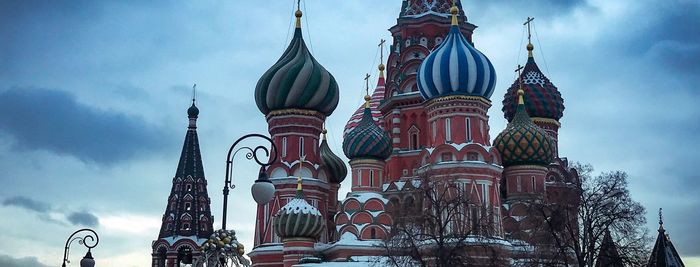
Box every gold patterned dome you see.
[494,90,554,166]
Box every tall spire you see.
[647,208,685,267]
[524,17,535,57]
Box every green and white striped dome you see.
[254,10,339,116]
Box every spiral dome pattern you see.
[502,57,564,122]
[273,179,324,239]
[417,25,496,100]
[343,107,392,160]
[320,132,348,184]
[254,25,339,116]
[494,91,555,167]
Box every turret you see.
[152,89,214,267]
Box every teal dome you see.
[342,107,392,160]
[273,178,324,239]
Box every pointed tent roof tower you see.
[502,17,564,123]
[596,229,624,267]
[647,208,685,267]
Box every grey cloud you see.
[2,196,51,213]
[0,254,50,267]
[67,211,100,227]
[0,87,169,164]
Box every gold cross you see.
[192,83,197,103]
[297,0,300,10]
[515,64,524,90]
[364,73,371,95]
[378,39,386,62]
[524,17,534,44]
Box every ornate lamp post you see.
[196,133,278,267]
[61,228,99,267]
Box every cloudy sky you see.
[0,0,698,266]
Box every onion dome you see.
[494,89,554,166]
[273,177,324,239]
[319,129,348,184]
[344,66,385,136]
[502,43,564,122]
[187,101,199,118]
[254,8,339,116]
[416,4,496,101]
[343,100,392,160]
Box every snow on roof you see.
[342,192,389,204]
[250,243,283,252]
[278,198,321,216]
[294,256,397,267]
[160,235,207,246]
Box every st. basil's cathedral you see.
[150,0,685,266]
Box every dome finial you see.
[378,39,386,78]
[364,73,371,108]
[659,208,664,230]
[187,83,200,122]
[450,1,459,26]
[524,17,535,57]
[322,124,328,140]
[515,64,525,105]
[295,0,303,28]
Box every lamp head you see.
[251,167,275,205]
[80,251,95,267]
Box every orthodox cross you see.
[192,83,197,104]
[515,64,524,88]
[297,0,300,10]
[364,73,371,95]
[378,39,386,62]
[524,17,534,44]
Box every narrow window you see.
[432,121,437,142]
[466,117,472,141]
[186,184,192,191]
[482,185,490,205]
[282,137,287,158]
[370,170,375,187]
[185,202,191,211]
[531,176,536,193]
[357,169,362,186]
[445,118,451,143]
[299,137,305,157]
[371,228,377,239]
[517,176,522,192]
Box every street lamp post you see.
[61,228,99,267]
[222,133,278,230]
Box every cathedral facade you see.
[153,0,585,266]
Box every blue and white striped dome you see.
[417,26,497,100]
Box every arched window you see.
[299,137,305,157]
[371,228,377,239]
[465,117,472,141]
[282,137,287,158]
[357,169,362,186]
[445,118,451,143]
[185,202,191,211]
[408,125,420,150]
[369,170,375,187]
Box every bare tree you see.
[382,174,508,267]
[526,163,650,267]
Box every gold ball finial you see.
[322,129,327,134]
[517,89,524,96]
[527,43,534,51]
[450,6,459,15]
[364,95,371,101]
[378,63,385,71]
[295,10,302,18]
